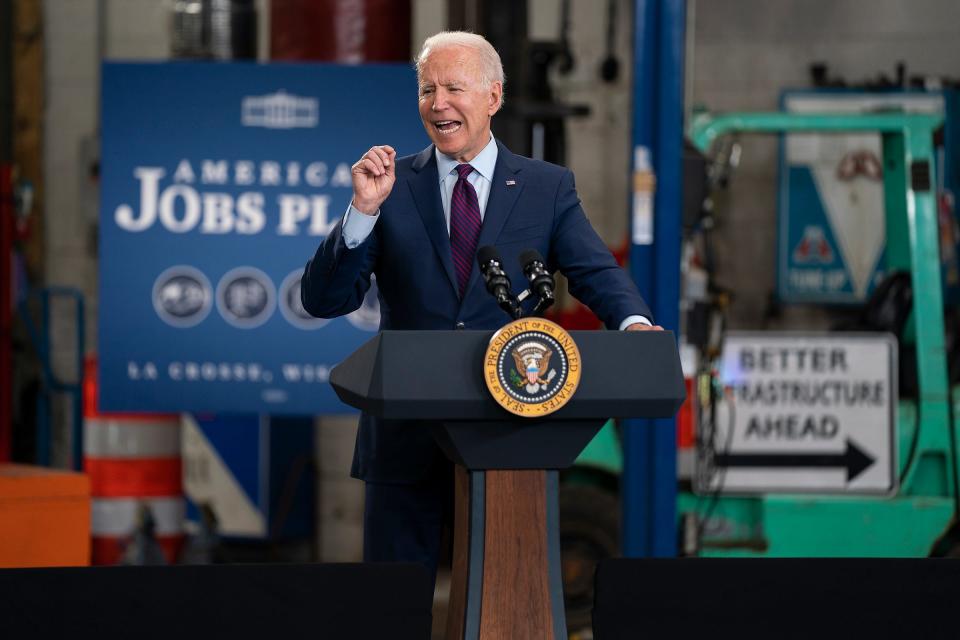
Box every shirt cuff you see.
[341,203,380,249]
[619,315,652,330]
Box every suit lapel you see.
[463,140,525,300]
[408,145,459,296]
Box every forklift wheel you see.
[560,484,620,632]
[929,519,960,557]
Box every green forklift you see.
[560,111,959,630]
[677,111,960,557]
[561,111,959,627]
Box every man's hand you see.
[351,145,397,215]
[626,322,664,331]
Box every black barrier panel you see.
[0,563,432,639]
[594,558,960,640]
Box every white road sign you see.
[696,333,897,495]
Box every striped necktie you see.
[449,164,482,297]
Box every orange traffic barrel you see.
[83,357,185,564]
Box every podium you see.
[331,328,685,639]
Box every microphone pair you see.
[476,246,556,320]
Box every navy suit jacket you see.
[302,140,652,483]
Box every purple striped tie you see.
[450,164,482,297]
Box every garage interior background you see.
[5,0,960,585]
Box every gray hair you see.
[415,31,506,106]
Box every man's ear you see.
[488,81,503,116]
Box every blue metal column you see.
[623,0,685,557]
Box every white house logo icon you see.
[242,90,318,129]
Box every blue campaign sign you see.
[99,62,428,413]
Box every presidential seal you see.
[484,318,581,417]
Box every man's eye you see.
[420,87,434,95]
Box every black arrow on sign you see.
[713,438,876,483]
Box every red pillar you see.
[270,0,411,62]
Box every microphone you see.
[519,249,556,315]
[477,246,521,320]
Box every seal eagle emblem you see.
[512,342,557,393]
[484,318,581,417]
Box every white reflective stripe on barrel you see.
[91,497,186,536]
[84,418,181,458]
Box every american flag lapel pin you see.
[506,179,516,186]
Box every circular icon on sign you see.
[279,270,331,330]
[215,267,276,329]
[484,318,581,417]
[345,274,381,331]
[152,265,213,328]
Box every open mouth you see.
[434,120,462,135]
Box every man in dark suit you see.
[302,31,660,581]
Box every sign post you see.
[778,92,949,304]
[696,333,897,495]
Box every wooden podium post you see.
[448,467,562,639]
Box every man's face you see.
[418,46,502,163]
